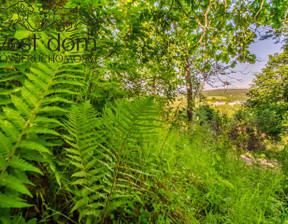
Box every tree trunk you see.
[185,59,193,127]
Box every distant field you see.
[170,89,250,116]
[203,88,249,103]
[201,89,250,116]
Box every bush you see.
[194,105,216,126]
[194,105,228,134]
[255,105,287,137]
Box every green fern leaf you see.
[0,194,32,208]
[0,174,32,197]
[63,98,160,222]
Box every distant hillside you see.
[202,89,249,102]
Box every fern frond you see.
[0,30,26,107]
[63,101,106,222]
[0,194,32,208]
[0,31,85,208]
[0,173,32,197]
[64,98,160,223]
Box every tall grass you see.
[147,124,287,223]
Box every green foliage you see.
[0,0,287,223]
[0,212,37,224]
[194,105,216,126]
[0,31,84,216]
[194,105,230,136]
[247,45,288,139]
[63,98,160,223]
[256,106,286,136]
[248,51,288,107]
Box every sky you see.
[204,37,283,90]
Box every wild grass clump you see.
[123,120,287,223]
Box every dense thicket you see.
[0,0,287,223]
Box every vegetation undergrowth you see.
[0,0,287,223]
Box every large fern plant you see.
[0,30,84,211]
[63,98,160,223]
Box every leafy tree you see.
[248,50,288,108]
[64,0,288,126]
[166,0,287,126]
[247,41,288,136]
[109,0,288,126]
